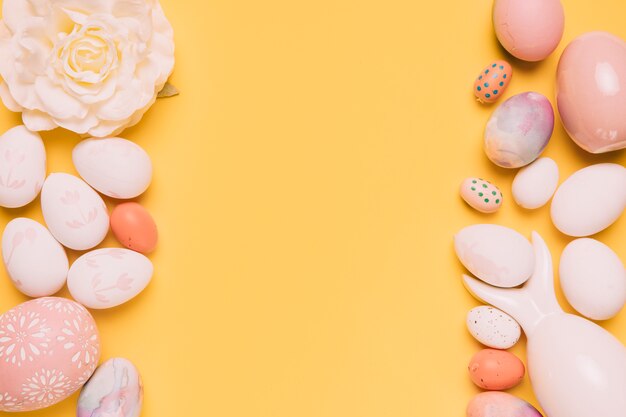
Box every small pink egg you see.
[473,61,512,104]
[493,0,564,62]
[460,178,503,213]
[467,391,543,417]
[468,349,525,390]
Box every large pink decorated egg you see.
[557,32,626,153]
[0,297,100,412]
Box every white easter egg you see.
[454,224,534,287]
[68,248,153,309]
[466,306,521,349]
[551,163,626,236]
[72,138,152,199]
[512,157,559,209]
[0,125,46,208]
[559,238,626,320]
[1,218,68,297]
[41,173,109,250]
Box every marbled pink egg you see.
[460,178,503,213]
[484,92,554,168]
[0,297,100,412]
[467,391,543,417]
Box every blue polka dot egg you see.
[473,60,512,104]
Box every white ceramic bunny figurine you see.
[463,231,626,417]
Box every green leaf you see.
[158,82,179,98]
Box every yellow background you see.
[1,0,626,415]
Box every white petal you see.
[22,109,57,131]
[0,82,22,112]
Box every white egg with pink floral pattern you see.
[2,218,68,297]
[41,173,109,251]
[68,248,153,309]
[0,297,100,412]
[0,125,46,208]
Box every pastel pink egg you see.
[493,0,564,62]
[557,32,626,153]
[468,349,525,390]
[0,297,100,412]
[467,391,543,417]
[473,61,512,104]
[460,178,503,213]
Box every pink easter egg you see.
[473,60,512,104]
[493,0,564,62]
[460,178,503,213]
[0,297,100,412]
[557,32,626,153]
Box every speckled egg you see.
[512,157,559,209]
[474,61,512,103]
[467,391,543,417]
[484,92,554,168]
[493,0,564,62]
[0,297,100,412]
[468,349,525,390]
[466,306,521,349]
[460,178,503,213]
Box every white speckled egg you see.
[559,238,626,320]
[72,138,152,199]
[460,178,503,213]
[512,157,559,209]
[467,306,521,349]
[454,224,534,287]
[551,164,626,237]
[2,218,68,297]
[68,248,153,309]
[0,126,46,208]
[485,92,554,168]
[41,173,109,250]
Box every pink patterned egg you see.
[467,391,543,417]
[0,297,100,412]
[473,61,512,104]
[460,178,503,213]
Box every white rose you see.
[0,0,174,137]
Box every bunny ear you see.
[463,231,563,337]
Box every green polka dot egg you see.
[460,177,503,213]
[473,60,512,104]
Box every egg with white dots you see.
[467,306,522,349]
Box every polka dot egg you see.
[460,177,503,213]
[473,60,512,103]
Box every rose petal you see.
[22,109,57,131]
[35,76,86,119]
[0,82,23,112]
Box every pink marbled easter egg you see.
[467,391,543,417]
[0,297,100,412]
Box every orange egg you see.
[468,349,525,390]
[110,202,158,254]
[473,60,512,104]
